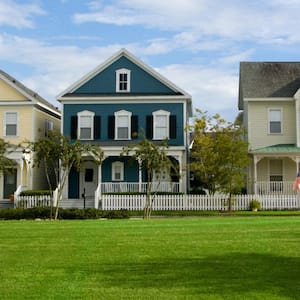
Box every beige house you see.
[239,62,300,194]
[0,70,61,201]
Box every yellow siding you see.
[248,100,296,149]
[0,79,28,101]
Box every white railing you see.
[101,194,300,211]
[101,182,179,193]
[14,194,52,208]
[256,181,294,194]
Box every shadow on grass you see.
[95,253,300,298]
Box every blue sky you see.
[1,0,300,121]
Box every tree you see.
[0,138,16,172]
[122,137,174,219]
[29,130,103,219]
[190,110,249,211]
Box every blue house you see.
[57,49,192,205]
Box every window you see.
[112,161,124,181]
[269,109,282,134]
[115,110,131,140]
[153,110,170,140]
[116,68,131,92]
[85,168,94,182]
[5,112,17,136]
[45,120,54,136]
[77,110,95,140]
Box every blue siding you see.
[64,103,184,145]
[73,57,178,95]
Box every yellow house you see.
[0,70,61,201]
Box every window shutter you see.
[71,116,78,139]
[131,115,138,138]
[94,116,101,139]
[108,116,115,139]
[169,115,177,139]
[146,116,153,139]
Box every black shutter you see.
[169,115,177,139]
[108,116,115,139]
[146,116,153,139]
[94,116,101,139]
[70,116,78,139]
[131,115,138,138]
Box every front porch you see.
[256,181,294,195]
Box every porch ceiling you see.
[251,144,300,155]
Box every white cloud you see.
[0,0,45,28]
[73,0,300,44]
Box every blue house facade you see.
[57,49,192,204]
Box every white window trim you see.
[114,110,132,140]
[116,68,131,93]
[4,111,18,137]
[112,161,124,181]
[77,110,95,140]
[153,110,170,140]
[268,108,282,134]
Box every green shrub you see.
[249,199,261,211]
[103,209,130,219]
[20,190,52,196]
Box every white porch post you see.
[138,158,142,192]
[253,156,259,194]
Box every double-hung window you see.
[116,68,131,92]
[112,161,124,181]
[269,108,282,134]
[78,110,94,140]
[115,110,131,140]
[5,112,18,136]
[153,110,170,140]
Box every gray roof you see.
[238,62,300,110]
[0,69,60,116]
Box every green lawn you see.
[0,217,299,299]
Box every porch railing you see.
[100,182,180,193]
[256,181,294,195]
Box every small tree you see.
[123,138,173,219]
[190,110,249,210]
[0,138,16,172]
[30,131,103,219]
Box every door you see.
[3,169,17,199]
[81,161,98,199]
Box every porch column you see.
[173,154,184,193]
[138,158,142,192]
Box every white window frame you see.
[268,108,282,134]
[116,68,131,92]
[112,161,124,181]
[77,110,95,140]
[153,110,170,140]
[4,111,18,137]
[115,110,132,140]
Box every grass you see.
[0,217,299,299]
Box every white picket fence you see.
[101,194,300,211]
[13,193,300,210]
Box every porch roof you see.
[251,144,300,154]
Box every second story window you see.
[45,120,54,136]
[115,110,132,140]
[269,108,282,134]
[78,110,95,140]
[153,110,170,140]
[5,112,17,136]
[116,68,131,92]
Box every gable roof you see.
[0,69,60,117]
[57,48,192,100]
[238,62,300,110]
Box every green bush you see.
[249,199,261,211]
[103,209,130,219]
[20,190,52,196]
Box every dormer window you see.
[116,68,131,92]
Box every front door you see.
[3,169,17,199]
[80,161,98,199]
